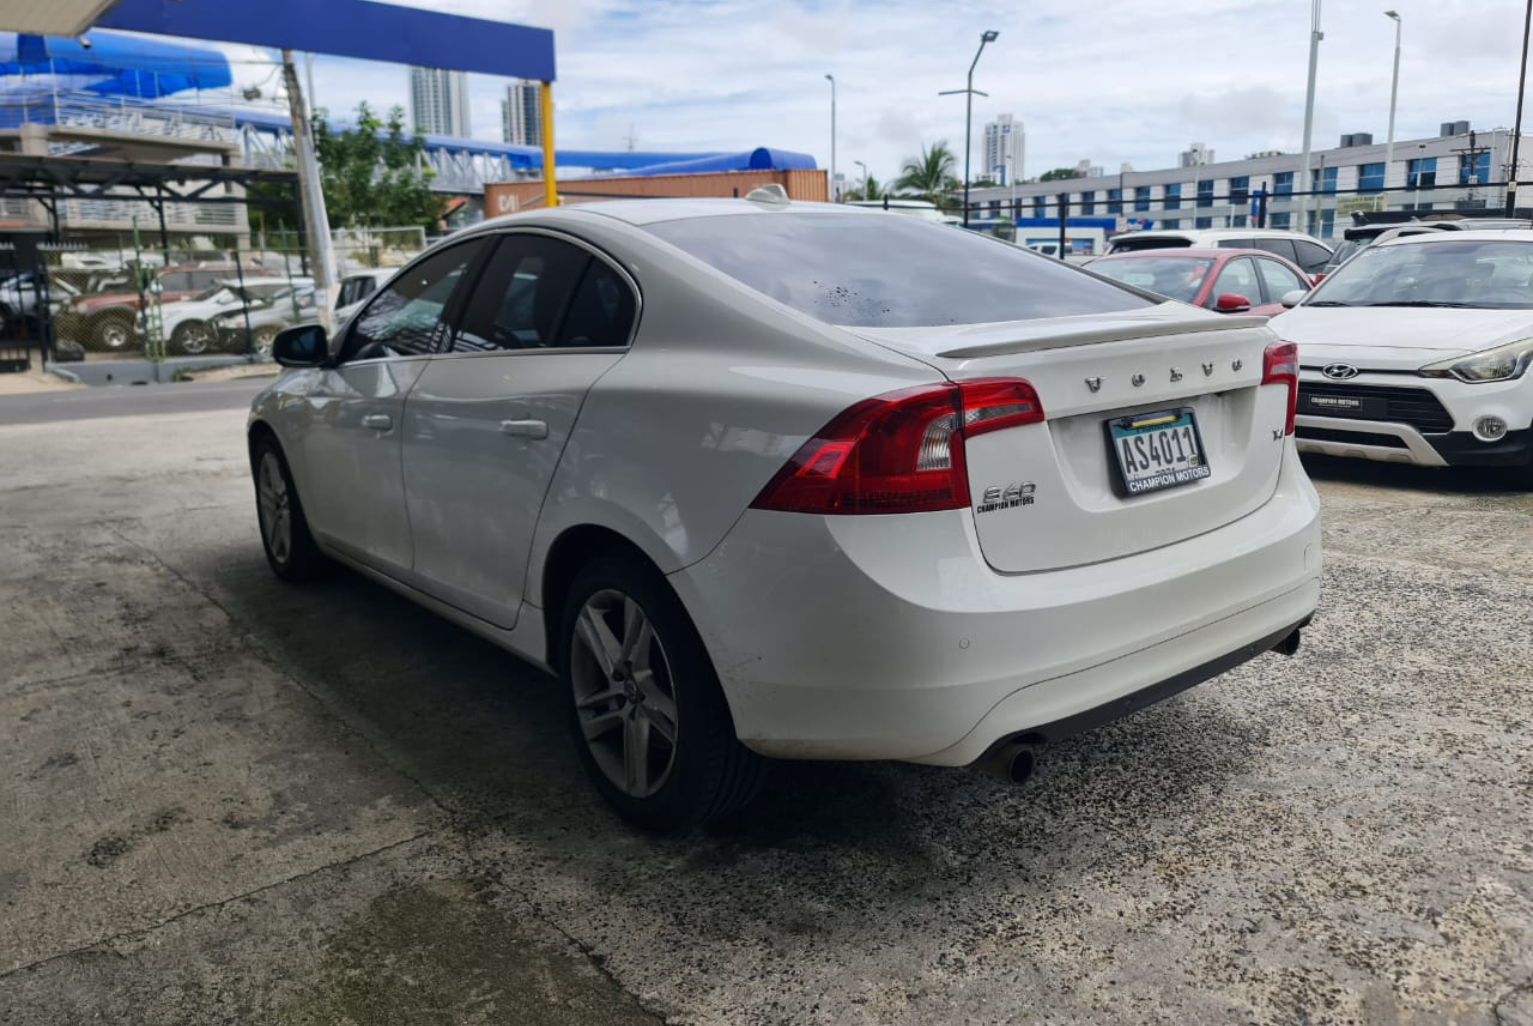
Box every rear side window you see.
[1247,238,1299,263]
[1108,236,1194,254]
[1294,240,1332,274]
[649,213,1149,327]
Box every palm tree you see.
[895,142,959,206]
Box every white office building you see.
[500,80,542,147]
[982,114,1024,186]
[409,66,471,138]
[970,123,1527,241]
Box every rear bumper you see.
[668,447,1322,765]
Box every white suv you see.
[1274,230,1533,482]
[1108,229,1334,278]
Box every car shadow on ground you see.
[211,541,1275,887]
[1298,452,1529,497]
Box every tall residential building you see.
[982,114,1024,185]
[1075,158,1105,178]
[501,80,542,146]
[1179,142,1215,168]
[409,66,471,137]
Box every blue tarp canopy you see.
[617,147,817,177]
[0,30,232,97]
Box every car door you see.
[295,240,487,578]
[1253,256,1309,316]
[402,231,637,628]
[1205,256,1260,312]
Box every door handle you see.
[361,413,393,431]
[500,418,548,440]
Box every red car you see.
[1085,247,1311,317]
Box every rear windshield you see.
[647,213,1150,327]
[1107,236,1194,254]
[1091,256,1214,304]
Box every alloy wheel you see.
[99,321,130,349]
[570,589,679,798]
[177,323,211,355]
[257,452,292,565]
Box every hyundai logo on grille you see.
[1322,363,1361,380]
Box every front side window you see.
[1307,239,1533,309]
[1293,240,1333,274]
[454,235,638,352]
[341,241,484,361]
[647,213,1151,327]
[1256,258,1307,300]
[1209,257,1259,305]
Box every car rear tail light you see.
[751,378,1043,515]
[1262,340,1300,436]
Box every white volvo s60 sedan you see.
[249,195,1322,828]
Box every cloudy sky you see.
[213,0,1526,181]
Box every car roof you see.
[1376,228,1533,247]
[1096,247,1277,260]
[475,197,887,230]
[1120,228,1320,241]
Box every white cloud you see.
[152,0,1533,182]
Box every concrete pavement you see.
[2,397,1532,1025]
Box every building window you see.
[1274,171,1294,197]
[1406,157,1437,190]
[1164,183,1182,210]
[1195,216,1213,229]
[1197,180,1214,208]
[1162,219,1181,229]
[1080,190,1095,215]
[1229,176,1250,206]
[1460,151,1491,185]
[1358,162,1386,193]
[1108,188,1122,214]
[1312,166,1338,194]
[1310,208,1337,239]
[1134,186,1152,212]
[1034,195,1047,216]
[1232,214,1248,228]
[1271,211,1292,229]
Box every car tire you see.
[252,326,279,358]
[92,311,135,351]
[172,320,212,355]
[560,555,768,830]
[252,435,327,583]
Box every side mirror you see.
[1214,293,1251,313]
[272,324,328,367]
[1281,290,1307,308]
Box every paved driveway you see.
[2,392,1531,1025]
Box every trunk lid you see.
[851,304,1289,573]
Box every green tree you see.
[895,141,959,206]
[845,174,884,202]
[244,102,447,240]
[314,103,446,230]
[1039,167,1084,182]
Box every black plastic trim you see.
[973,618,1308,758]
[1424,427,1533,467]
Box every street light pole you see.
[939,30,998,227]
[1298,0,1323,232]
[825,74,837,203]
[1384,11,1402,198]
[1507,0,1532,216]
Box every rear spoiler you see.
[935,314,1268,359]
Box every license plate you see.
[1107,408,1211,495]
